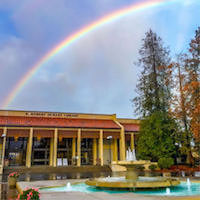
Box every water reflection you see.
[0,183,8,200]
[18,171,111,182]
[1,170,200,183]
[0,182,18,200]
[17,171,167,182]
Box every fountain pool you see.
[40,181,200,196]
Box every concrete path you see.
[40,191,200,200]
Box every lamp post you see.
[1,132,6,169]
[1,133,6,137]
[107,136,112,164]
[175,143,179,165]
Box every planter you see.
[8,177,17,188]
[162,172,171,177]
[144,171,152,177]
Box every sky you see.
[0,0,200,118]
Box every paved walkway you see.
[39,191,200,200]
[17,179,200,200]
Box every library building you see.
[0,110,140,172]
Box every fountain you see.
[85,147,180,189]
[66,182,71,190]
[166,188,170,195]
[126,148,136,161]
[41,153,199,197]
[187,178,191,186]
[42,179,200,196]
[187,178,191,192]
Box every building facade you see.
[0,110,139,172]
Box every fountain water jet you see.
[187,178,191,186]
[126,148,136,161]
[166,188,170,195]
[66,182,71,190]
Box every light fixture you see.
[1,133,6,137]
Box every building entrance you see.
[81,139,93,165]
[103,139,112,165]
[32,138,50,165]
[5,137,28,166]
[57,138,72,166]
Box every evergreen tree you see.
[133,30,176,161]
[137,111,177,161]
[133,30,172,117]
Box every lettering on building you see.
[25,112,79,118]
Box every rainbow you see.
[2,0,175,108]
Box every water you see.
[41,182,200,196]
[166,188,170,195]
[3,170,199,182]
[187,178,191,186]
[126,148,136,161]
[15,171,112,182]
[66,182,71,190]
[135,182,200,196]
[40,182,133,194]
[0,175,17,199]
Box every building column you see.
[99,130,103,166]
[93,139,97,165]
[120,128,126,161]
[113,120,126,161]
[1,127,7,173]
[26,128,33,168]
[77,129,81,166]
[49,138,54,166]
[112,138,118,162]
[131,133,135,151]
[53,128,58,167]
[72,138,76,159]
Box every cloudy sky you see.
[0,0,200,118]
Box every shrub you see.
[149,164,157,171]
[135,165,145,170]
[8,172,19,178]
[17,188,40,200]
[158,157,174,169]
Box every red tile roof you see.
[122,123,139,132]
[0,116,120,129]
